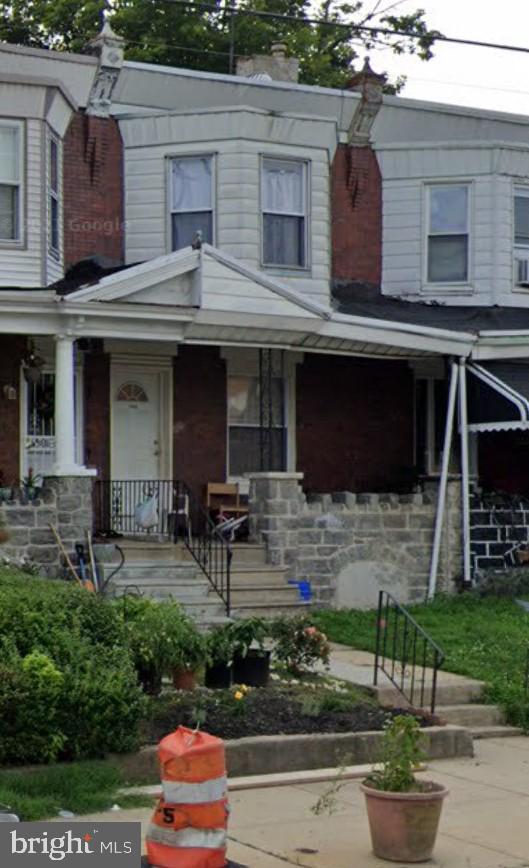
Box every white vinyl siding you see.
[121,110,331,304]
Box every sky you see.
[352,0,529,116]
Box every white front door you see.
[111,370,162,480]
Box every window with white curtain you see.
[49,136,60,256]
[262,157,307,268]
[514,186,529,284]
[427,184,469,283]
[170,155,213,251]
[0,124,21,242]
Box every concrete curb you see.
[113,725,473,780]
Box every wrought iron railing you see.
[94,479,232,615]
[374,590,445,715]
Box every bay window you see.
[427,184,469,283]
[0,123,21,242]
[262,157,307,268]
[170,155,213,251]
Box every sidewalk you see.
[68,736,529,867]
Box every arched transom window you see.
[116,382,148,402]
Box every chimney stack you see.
[236,42,299,83]
[347,57,387,144]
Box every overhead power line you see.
[160,0,529,58]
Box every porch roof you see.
[468,362,529,432]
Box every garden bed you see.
[143,681,440,743]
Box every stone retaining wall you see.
[470,492,529,574]
[0,476,93,577]
[248,473,462,607]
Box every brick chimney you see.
[347,56,387,144]
[85,19,124,117]
[236,42,299,83]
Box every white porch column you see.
[52,335,93,476]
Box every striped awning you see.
[467,362,529,432]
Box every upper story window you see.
[0,123,21,242]
[262,157,307,268]
[170,155,213,251]
[49,136,60,256]
[426,184,469,284]
[514,187,529,285]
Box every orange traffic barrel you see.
[146,727,228,868]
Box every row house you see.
[1,26,529,608]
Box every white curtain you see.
[171,156,212,212]
[263,159,303,215]
[0,127,19,183]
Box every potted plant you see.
[231,618,271,687]
[171,618,206,690]
[360,715,448,862]
[21,468,42,503]
[204,625,235,689]
[271,615,330,677]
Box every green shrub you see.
[476,567,529,598]
[271,615,331,675]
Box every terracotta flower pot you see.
[360,780,448,863]
[172,667,197,691]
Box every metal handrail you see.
[94,479,232,616]
[373,590,445,715]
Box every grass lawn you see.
[0,761,154,821]
[313,594,529,729]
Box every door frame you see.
[110,354,173,481]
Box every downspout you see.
[427,359,458,601]
[459,357,472,588]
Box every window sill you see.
[262,265,312,278]
[421,283,475,296]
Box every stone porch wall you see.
[248,473,462,607]
[0,477,93,578]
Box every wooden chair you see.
[205,482,249,518]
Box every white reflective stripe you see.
[162,775,227,805]
[147,823,227,850]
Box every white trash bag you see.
[135,494,159,529]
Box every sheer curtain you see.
[262,159,306,267]
[171,156,213,250]
[0,126,19,240]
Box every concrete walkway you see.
[68,736,529,867]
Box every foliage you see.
[0,0,440,90]
[367,714,425,792]
[205,624,237,665]
[313,594,529,731]
[119,595,206,688]
[271,615,330,675]
[0,571,145,764]
[230,617,268,657]
[475,567,529,598]
[0,760,154,821]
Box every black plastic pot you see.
[137,666,162,696]
[233,649,271,687]
[205,661,233,689]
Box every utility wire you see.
[158,0,529,58]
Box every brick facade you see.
[296,354,414,493]
[172,347,227,499]
[331,144,382,285]
[83,349,110,478]
[63,113,124,268]
[0,336,25,485]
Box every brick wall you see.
[84,349,110,478]
[63,113,124,268]
[0,336,25,485]
[470,491,529,573]
[296,354,414,493]
[173,347,227,500]
[331,144,382,284]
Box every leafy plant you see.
[366,715,426,793]
[272,616,330,675]
[230,618,269,658]
[205,625,236,666]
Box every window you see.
[170,155,213,251]
[49,136,59,255]
[514,187,529,284]
[262,157,307,268]
[0,124,21,242]
[427,185,469,283]
[414,376,459,476]
[228,376,285,476]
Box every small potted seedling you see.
[361,714,448,862]
[231,618,271,687]
[204,626,235,689]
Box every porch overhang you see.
[467,362,529,432]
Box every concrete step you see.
[229,585,301,605]
[230,566,288,586]
[376,678,485,709]
[436,704,505,727]
[230,544,267,566]
[231,601,312,619]
[470,725,525,739]
[102,562,199,580]
[115,540,268,567]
